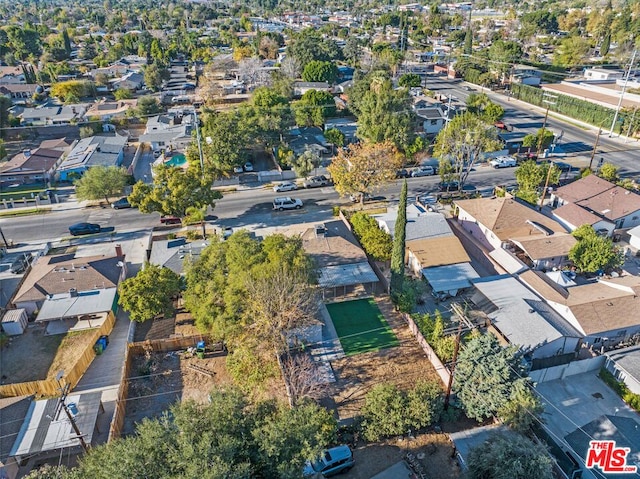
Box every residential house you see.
[19,105,85,126]
[0,396,32,479]
[375,206,449,241]
[627,224,640,250]
[583,67,625,81]
[0,84,39,100]
[324,118,358,144]
[302,221,379,301]
[139,113,194,151]
[111,71,144,91]
[11,247,126,315]
[471,275,582,364]
[455,197,568,251]
[605,344,640,395]
[508,233,577,271]
[0,66,26,84]
[9,392,103,473]
[519,270,640,348]
[416,108,447,135]
[84,99,137,121]
[0,141,70,185]
[293,81,331,97]
[552,202,615,237]
[509,64,543,86]
[149,238,208,276]
[551,175,640,230]
[35,288,118,330]
[286,126,331,157]
[56,134,127,180]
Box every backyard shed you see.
[1,309,28,336]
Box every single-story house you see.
[0,146,67,185]
[508,233,577,271]
[0,396,32,479]
[519,270,640,348]
[455,196,568,251]
[9,392,103,469]
[11,248,126,315]
[552,202,615,237]
[19,105,85,126]
[0,66,26,84]
[111,71,144,91]
[605,344,640,395]
[302,221,379,300]
[0,84,39,100]
[551,175,640,230]
[83,99,137,121]
[293,81,331,97]
[149,238,208,276]
[35,287,118,329]
[139,113,194,151]
[375,209,452,242]
[416,107,447,135]
[471,274,582,363]
[56,134,127,180]
[286,126,331,157]
[406,235,470,276]
[509,64,543,86]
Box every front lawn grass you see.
[326,298,399,356]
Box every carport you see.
[421,262,479,298]
[318,262,379,301]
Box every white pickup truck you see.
[490,156,517,168]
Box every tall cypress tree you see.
[390,180,408,298]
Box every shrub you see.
[413,311,457,362]
[599,368,640,412]
[349,212,392,261]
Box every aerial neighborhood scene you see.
[2,0,640,478]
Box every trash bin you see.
[196,340,205,359]
[94,343,104,355]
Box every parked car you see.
[303,175,331,188]
[439,180,460,192]
[160,216,182,225]
[462,85,475,91]
[515,152,538,164]
[349,192,373,202]
[243,162,254,172]
[410,166,435,177]
[552,161,573,172]
[10,254,31,274]
[153,150,163,159]
[303,445,354,478]
[233,165,244,174]
[273,181,298,192]
[396,169,410,179]
[494,121,513,132]
[490,156,517,168]
[69,222,101,236]
[273,197,303,210]
[111,197,131,209]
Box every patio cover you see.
[36,288,117,322]
[318,262,378,288]
[421,262,479,294]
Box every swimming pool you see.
[164,154,187,167]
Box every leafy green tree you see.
[114,88,132,100]
[50,80,96,102]
[350,212,393,261]
[128,164,222,218]
[199,110,253,178]
[286,28,342,69]
[144,63,169,91]
[74,166,129,205]
[242,86,292,142]
[454,333,529,422]
[301,60,338,84]
[291,150,318,177]
[292,89,335,127]
[463,27,472,55]
[136,96,162,116]
[390,180,407,298]
[433,112,501,188]
[515,160,560,205]
[522,128,555,152]
[348,71,415,150]
[398,73,421,88]
[119,264,182,323]
[343,37,362,66]
[498,381,544,433]
[184,206,207,239]
[324,128,345,152]
[467,432,554,479]
[599,162,619,182]
[601,32,611,56]
[569,225,624,273]
[465,93,504,122]
[553,36,590,68]
[483,102,505,123]
[328,141,403,205]
[488,40,522,75]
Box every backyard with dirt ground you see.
[0,323,95,384]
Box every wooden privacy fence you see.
[108,334,215,441]
[0,312,116,398]
[402,312,451,387]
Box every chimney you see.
[23,150,31,158]
[115,244,123,257]
[69,288,77,297]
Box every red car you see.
[160,216,181,225]
[494,121,513,132]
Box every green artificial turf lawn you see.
[325,298,399,356]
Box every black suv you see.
[69,222,101,236]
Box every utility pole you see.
[589,127,602,171]
[537,93,558,157]
[609,49,637,137]
[55,380,88,452]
